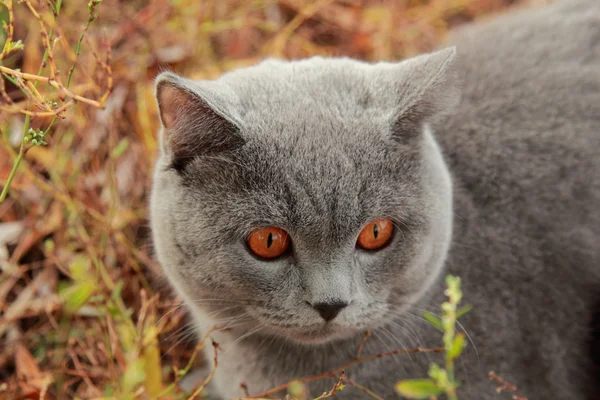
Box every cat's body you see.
[150,0,600,398]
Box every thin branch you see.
[489,371,528,400]
[240,382,251,397]
[356,330,371,357]
[346,379,384,400]
[66,0,101,88]
[98,41,113,105]
[0,66,103,107]
[0,0,15,60]
[187,340,219,400]
[24,80,54,111]
[0,73,13,103]
[313,371,346,399]
[22,0,60,83]
[157,327,219,397]
[0,0,109,203]
[241,346,444,399]
[0,100,73,117]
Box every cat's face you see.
[150,49,458,344]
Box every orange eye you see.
[247,227,290,259]
[357,218,394,250]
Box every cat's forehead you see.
[194,58,418,202]
[211,57,396,148]
[216,57,391,118]
[219,56,372,90]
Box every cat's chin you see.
[271,323,362,345]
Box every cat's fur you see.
[150,0,600,398]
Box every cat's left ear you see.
[154,72,243,171]
[387,46,461,142]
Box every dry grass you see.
[0,0,542,398]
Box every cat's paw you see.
[178,368,222,400]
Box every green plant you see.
[0,0,111,202]
[395,275,468,400]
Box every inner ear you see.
[155,73,244,171]
[157,83,192,130]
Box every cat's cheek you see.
[352,253,396,303]
[355,244,409,282]
[229,253,298,293]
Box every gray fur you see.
[150,0,600,398]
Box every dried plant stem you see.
[346,379,384,400]
[187,340,220,400]
[66,2,99,88]
[157,327,219,398]
[489,371,528,400]
[0,0,112,202]
[0,0,15,61]
[2,100,75,117]
[313,371,346,399]
[356,330,371,357]
[242,346,444,399]
[22,0,60,82]
[0,66,104,107]
[0,72,13,103]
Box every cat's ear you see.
[154,72,243,171]
[388,47,461,142]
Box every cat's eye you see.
[247,227,290,259]
[357,218,394,250]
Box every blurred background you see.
[0,0,550,398]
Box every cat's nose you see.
[311,301,349,322]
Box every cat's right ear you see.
[154,72,243,171]
[386,47,462,143]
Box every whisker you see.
[393,305,479,363]
[161,324,200,358]
[380,325,415,365]
[226,324,266,350]
[156,302,185,327]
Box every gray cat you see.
[150,0,600,398]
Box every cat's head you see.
[150,48,459,344]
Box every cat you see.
[149,0,600,398]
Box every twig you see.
[0,72,14,104]
[23,80,53,112]
[243,346,444,399]
[0,0,16,61]
[241,382,251,397]
[187,340,219,400]
[67,348,103,397]
[66,0,102,88]
[22,0,60,83]
[488,371,528,400]
[0,66,103,108]
[0,0,111,202]
[313,371,346,399]
[356,330,371,357]
[346,379,384,400]
[157,326,218,397]
[98,41,113,105]
[0,100,74,117]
